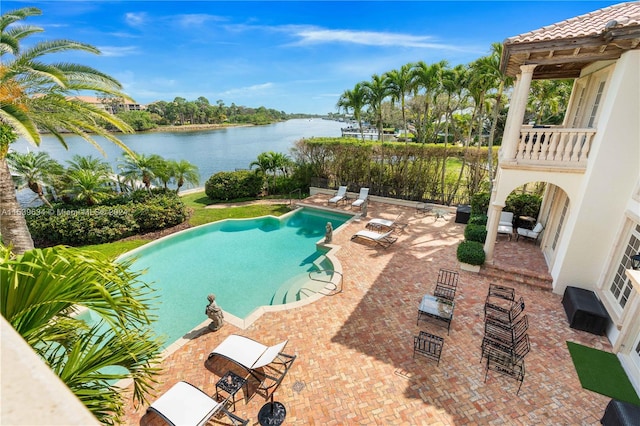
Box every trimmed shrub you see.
[464,223,488,243]
[205,171,263,200]
[505,193,542,219]
[26,191,187,246]
[470,192,490,216]
[27,205,139,246]
[468,214,488,226]
[456,240,486,265]
[133,194,187,232]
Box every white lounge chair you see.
[365,214,406,233]
[328,186,347,205]
[350,229,397,248]
[148,381,248,426]
[498,211,514,239]
[351,187,369,210]
[208,335,296,391]
[516,222,544,243]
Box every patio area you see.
[124,195,612,425]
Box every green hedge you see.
[464,223,488,243]
[456,240,486,265]
[205,171,263,200]
[468,214,488,226]
[26,191,187,246]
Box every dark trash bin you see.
[601,399,640,425]
[455,205,471,224]
[562,286,610,335]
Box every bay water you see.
[12,118,343,204]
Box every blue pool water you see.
[120,208,351,345]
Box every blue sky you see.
[6,1,622,114]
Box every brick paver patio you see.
[123,196,611,425]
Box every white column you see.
[484,203,505,264]
[502,64,537,160]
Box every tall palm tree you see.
[6,151,63,207]
[384,63,413,142]
[410,60,447,143]
[440,64,470,203]
[171,159,200,193]
[363,74,391,192]
[0,243,163,424]
[337,83,368,141]
[479,43,514,187]
[0,7,134,254]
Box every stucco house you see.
[484,1,640,394]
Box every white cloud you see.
[219,82,275,97]
[97,46,139,57]
[175,14,226,27]
[293,28,442,48]
[125,12,147,27]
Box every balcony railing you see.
[511,127,596,168]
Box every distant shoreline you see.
[145,123,255,133]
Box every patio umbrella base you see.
[258,401,286,425]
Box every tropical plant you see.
[170,159,200,193]
[118,152,163,192]
[6,151,63,207]
[250,152,274,193]
[0,243,163,424]
[62,169,114,206]
[337,83,368,141]
[0,7,134,254]
[384,63,414,141]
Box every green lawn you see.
[81,191,289,258]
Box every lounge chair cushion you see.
[328,186,347,204]
[149,381,222,426]
[209,334,288,370]
[351,229,398,248]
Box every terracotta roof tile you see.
[506,1,640,44]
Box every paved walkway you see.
[123,196,611,425]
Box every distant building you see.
[69,95,145,114]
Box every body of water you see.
[12,118,343,205]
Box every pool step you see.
[271,273,312,305]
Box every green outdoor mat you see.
[567,341,640,405]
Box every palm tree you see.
[384,63,413,142]
[0,7,134,254]
[410,60,447,143]
[362,74,390,142]
[479,43,514,187]
[118,152,162,192]
[171,159,200,193]
[0,243,163,424]
[440,64,470,203]
[6,151,63,207]
[62,169,114,206]
[337,83,368,141]
[250,152,274,194]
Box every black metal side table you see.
[216,370,247,412]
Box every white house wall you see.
[552,50,640,296]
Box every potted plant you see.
[456,240,486,272]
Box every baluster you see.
[562,132,574,162]
[546,132,558,161]
[579,132,593,163]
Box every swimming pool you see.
[119,207,352,346]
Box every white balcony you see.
[506,126,596,170]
